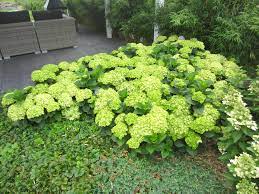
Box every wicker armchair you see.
[33,11,77,52]
[0,50,3,60]
[0,11,40,59]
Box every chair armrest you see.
[0,22,33,30]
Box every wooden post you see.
[105,0,112,38]
[154,0,164,41]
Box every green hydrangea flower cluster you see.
[192,91,206,104]
[228,134,259,194]
[2,61,92,121]
[236,179,258,194]
[228,153,257,179]
[127,106,169,149]
[223,88,257,131]
[190,103,220,134]
[31,64,58,82]
[94,88,121,127]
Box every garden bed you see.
[0,36,258,193]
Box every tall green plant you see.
[110,0,155,42]
[66,0,105,31]
[157,0,258,65]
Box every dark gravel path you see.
[0,26,124,91]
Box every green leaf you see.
[118,89,128,100]
[242,128,255,137]
[204,132,216,138]
[161,149,171,158]
[90,65,104,79]
[238,141,249,152]
[186,147,197,156]
[232,131,243,143]
[146,145,157,154]
[174,140,185,148]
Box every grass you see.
[0,108,233,193]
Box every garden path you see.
[0,26,124,91]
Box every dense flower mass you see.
[2,61,92,121]
[223,88,257,131]
[227,135,259,194]
[236,179,258,194]
[228,153,257,179]
[1,35,257,155]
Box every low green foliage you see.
[95,152,230,193]
[0,113,109,192]
[0,107,231,193]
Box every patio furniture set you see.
[0,10,77,60]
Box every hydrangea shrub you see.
[2,36,257,152]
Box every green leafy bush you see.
[156,0,259,65]
[66,0,105,31]
[109,0,154,42]
[2,36,257,159]
[243,66,259,122]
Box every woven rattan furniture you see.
[33,11,77,52]
[0,50,3,60]
[0,11,40,59]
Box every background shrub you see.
[109,0,154,42]
[242,66,259,122]
[66,0,105,31]
[67,0,258,65]
[157,0,259,65]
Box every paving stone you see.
[0,26,124,91]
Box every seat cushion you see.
[0,11,30,24]
[32,10,63,21]
[46,0,67,10]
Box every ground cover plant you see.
[1,36,258,193]
[0,108,229,193]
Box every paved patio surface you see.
[0,26,124,92]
